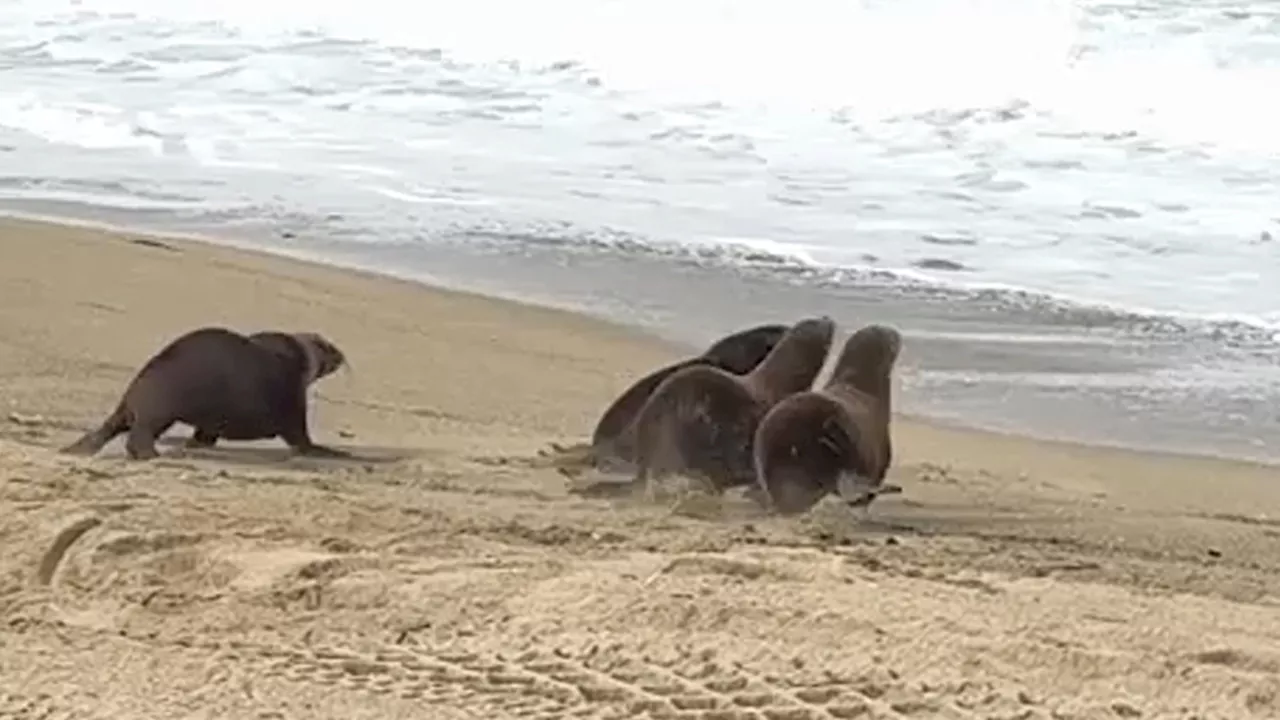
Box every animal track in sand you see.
[131,635,984,719]
[1,412,83,445]
[483,442,597,478]
[0,690,104,720]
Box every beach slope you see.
[1,216,1278,719]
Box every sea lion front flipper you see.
[836,472,879,503]
[278,390,352,459]
[837,475,902,513]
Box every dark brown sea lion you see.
[589,323,790,468]
[752,323,903,516]
[60,326,347,461]
[574,316,836,500]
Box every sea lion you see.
[589,323,790,468]
[60,326,347,461]
[574,316,836,499]
[752,323,903,516]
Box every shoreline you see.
[3,207,1276,470]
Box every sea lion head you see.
[750,316,837,394]
[293,332,346,385]
[831,324,901,392]
[785,315,838,358]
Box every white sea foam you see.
[0,0,1278,332]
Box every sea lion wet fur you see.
[61,326,347,461]
[589,323,789,468]
[576,316,836,499]
[752,323,902,516]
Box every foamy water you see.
[2,0,1280,458]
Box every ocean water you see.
[2,0,1279,462]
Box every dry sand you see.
[1,215,1279,720]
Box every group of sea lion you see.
[571,316,904,516]
[58,315,903,518]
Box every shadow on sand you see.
[145,435,417,471]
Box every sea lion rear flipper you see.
[59,405,130,457]
[60,431,106,456]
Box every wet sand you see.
[1,215,1278,719]
[8,199,1280,465]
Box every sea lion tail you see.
[59,404,130,456]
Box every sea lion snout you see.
[840,323,902,372]
[791,316,837,349]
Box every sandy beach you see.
[1,215,1279,719]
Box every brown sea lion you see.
[60,326,347,461]
[573,316,836,499]
[589,323,790,468]
[752,323,903,516]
